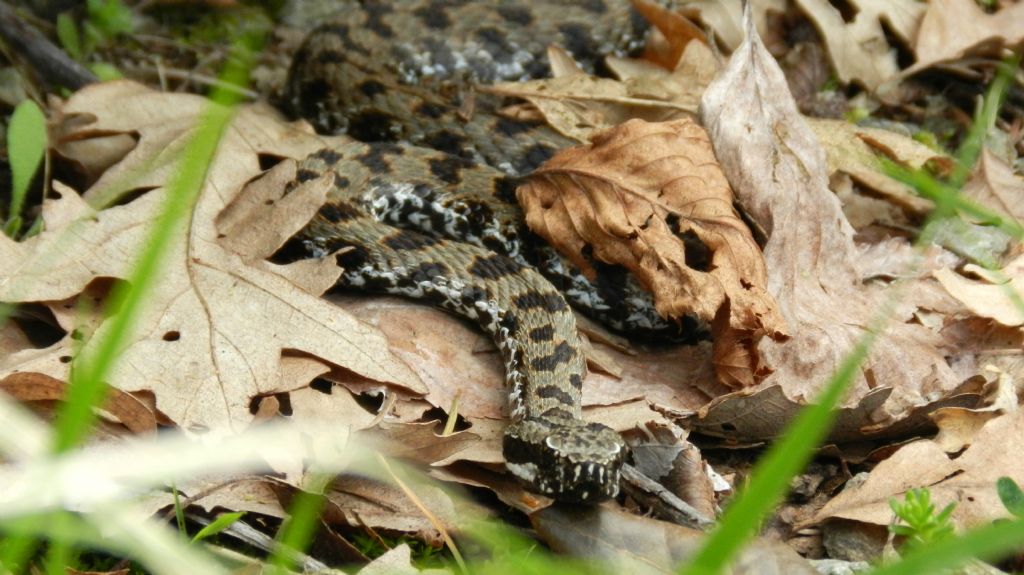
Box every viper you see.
[286,0,693,502]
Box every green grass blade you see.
[866,517,1024,575]
[267,473,330,573]
[50,38,258,453]
[191,512,244,544]
[679,332,877,575]
[56,12,82,60]
[6,99,47,224]
[949,54,1020,188]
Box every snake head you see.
[503,417,627,503]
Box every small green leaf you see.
[56,13,82,60]
[3,216,22,237]
[191,511,244,544]
[998,477,1024,517]
[6,100,47,227]
[88,62,123,81]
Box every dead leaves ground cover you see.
[1,0,1024,572]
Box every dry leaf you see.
[962,148,1024,226]
[807,118,947,215]
[700,5,960,409]
[794,0,924,90]
[533,504,818,574]
[931,368,1017,453]
[935,254,1024,327]
[676,0,787,51]
[810,409,1024,532]
[517,118,786,389]
[0,81,422,433]
[632,0,708,69]
[909,0,1024,75]
[486,55,698,144]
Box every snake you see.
[285,0,695,502]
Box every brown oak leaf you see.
[517,117,787,388]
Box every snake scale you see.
[286,0,693,502]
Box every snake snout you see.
[503,418,628,503]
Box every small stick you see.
[0,3,96,91]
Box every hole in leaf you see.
[7,303,66,348]
[310,378,334,394]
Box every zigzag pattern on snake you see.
[286,0,697,502]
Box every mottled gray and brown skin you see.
[287,1,684,502]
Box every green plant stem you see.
[50,40,256,453]
[267,473,330,573]
[949,54,1020,188]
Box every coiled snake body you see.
[288,0,686,502]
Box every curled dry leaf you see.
[700,5,960,409]
[807,118,949,215]
[962,149,1024,226]
[632,0,708,70]
[935,254,1024,327]
[485,46,700,144]
[793,0,924,90]
[517,118,786,387]
[909,0,1024,75]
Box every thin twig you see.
[377,454,467,574]
[620,463,716,531]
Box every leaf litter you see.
[1,0,1023,570]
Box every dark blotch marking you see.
[558,22,599,59]
[347,110,400,142]
[359,80,386,97]
[362,2,394,37]
[536,384,576,406]
[494,116,534,137]
[311,148,342,165]
[428,156,471,185]
[582,0,607,13]
[333,173,350,189]
[296,168,320,183]
[415,101,446,119]
[460,285,489,308]
[382,229,441,250]
[317,202,361,223]
[414,4,450,29]
[423,130,469,158]
[513,291,568,313]
[315,23,368,55]
[530,341,576,371]
[468,253,524,280]
[520,143,556,173]
[475,27,514,60]
[569,373,583,391]
[356,143,405,172]
[336,244,369,269]
[493,177,520,205]
[500,312,519,334]
[541,407,574,420]
[497,5,533,25]
[409,261,450,283]
[528,325,554,342]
